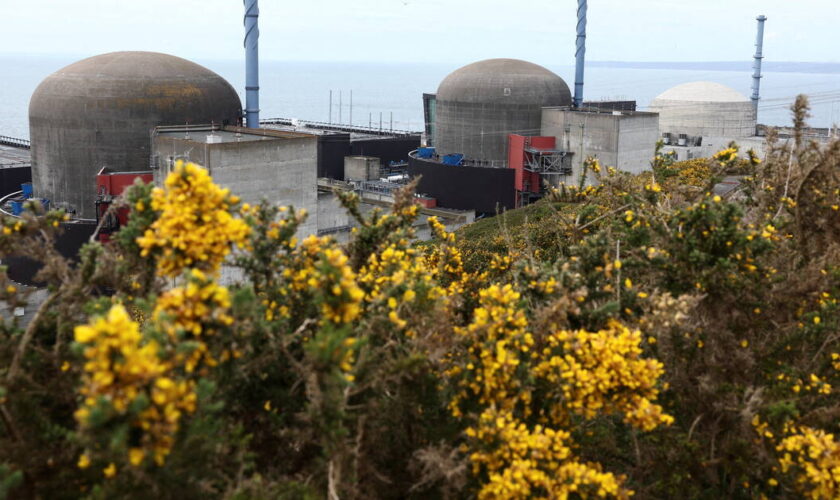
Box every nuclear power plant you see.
[0,1,811,291]
[406,12,781,213]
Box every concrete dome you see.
[434,58,571,163]
[29,51,242,218]
[648,81,755,139]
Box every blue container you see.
[10,199,24,216]
[417,147,435,159]
[21,182,33,198]
[442,153,464,166]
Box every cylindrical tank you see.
[648,81,756,139]
[433,58,572,164]
[29,51,242,218]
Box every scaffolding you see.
[523,146,572,176]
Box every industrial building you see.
[408,13,780,216]
[0,0,797,287]
[648,81,757,140]
[431,58,572,165]
[152,125,320,237]
[540,107,659,185]
[28,51,243,219]
[262,118,421,180]
[413,52,659,215]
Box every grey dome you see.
[29,51,242,218]
[437,58,571,105]
[434,59,571,163]
[648,81,755,139]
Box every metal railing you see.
[261,117,421,137]
[0,136,30,149]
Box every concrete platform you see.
[0,145,30,168]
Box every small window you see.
[503,88,511,96]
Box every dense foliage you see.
[1,96,840,499]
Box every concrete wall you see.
[649,100,756,138]
[616,113,660,175]
[153,134,319,237]
[435,101,545,165]
[541,108,658,185]
[344,156,379,182]
[317,191,352,233]
[664,135,772,162]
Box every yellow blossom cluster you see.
[447,281,670,497]
[663,158,713,188]
[468,409,624,499]
[282,235,365,325]
[776,426,840,499]
[152,269,235,372]
[533,320,673,431]
[137,160,250,277]
[449,284,532,416]
[426,216,469,289]
[712,147,738,167]
[359,242,441,333]
[74,305,197,470]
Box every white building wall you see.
[541,108,658,185]
[649,100,756,138]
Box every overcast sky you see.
[1,0,837,65]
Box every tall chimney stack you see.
[573,0,587,108]
[751,15,767,113]
[244,0,260,128]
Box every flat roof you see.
[263,123,403,141]
[154,124,315,144]
[542,106,659,118]
[0,145,31,168]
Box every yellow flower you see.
[136,161,250,277]
[103,463,117,478]
[129,448,145,466]
[77,454,91,469]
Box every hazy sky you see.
[1,0,837,65]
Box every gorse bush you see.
[1,96,840,499]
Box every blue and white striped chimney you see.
[244,0,260,128]
[751,15,767,113]
[573,0,587,108]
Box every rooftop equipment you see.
[750,15,767,113]
[573,0,587,108]
[244,0,260,128]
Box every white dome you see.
[649,81,755,138]
[653,81,749,103]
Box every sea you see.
[1,54,839,141]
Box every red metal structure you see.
[508,134,571,207]
[94,167,153,242]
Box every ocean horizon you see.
[2,54,839,141]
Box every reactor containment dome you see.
[648,81,756,139]
[433,58,572,165]
[29,51,242,219]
